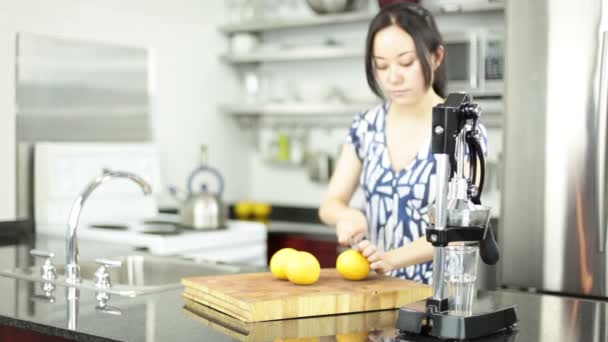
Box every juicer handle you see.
[479,223,500,265]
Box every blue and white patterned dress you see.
[347,102,488,284]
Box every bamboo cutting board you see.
[182,297,398,342]
[182,268,431,322]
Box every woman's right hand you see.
[335,209,368,246]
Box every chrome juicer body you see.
[396,93,517,340]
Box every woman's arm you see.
[319,143,361,225]
[319,143,367,245]
[359,236,434,274]
[383,236,434,269]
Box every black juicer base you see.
[396,299,518,341]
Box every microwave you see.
[442,30,504,97]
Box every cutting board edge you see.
[184,288,255,322]
[182,269,433,322]
[184,285,433,322]
[181,296,402,342]
[183,278,257,313]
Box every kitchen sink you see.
[0,254,243,297]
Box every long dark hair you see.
[365,3,447,98]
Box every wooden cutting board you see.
[182,297,398,342]
[182,268,431,322]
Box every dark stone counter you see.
[0,220,605,342]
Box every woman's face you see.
[372,25,432,105]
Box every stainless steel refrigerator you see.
[501,0,608,297]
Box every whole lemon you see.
[336,250,370,281]
[270,248,297,280]
[234,201,253,220]
[252,202,272,218]
[336,332,369,342]
[285,251,321,285]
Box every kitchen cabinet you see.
[0,247,16,314]
[268,232,339,268]
[0,326,72,342]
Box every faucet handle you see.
[94,258,122,290]
[95,291,122,316]
[95,258,123,268]
[30,249,55,259]
[30,249,57,281]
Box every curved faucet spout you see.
[65,169,152,283]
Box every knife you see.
[349,235,367,250]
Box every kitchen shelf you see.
[220,12,374,34]
[262,158,306,168]
[219,4,504,34]
[480,112,502,128]
[220,101,503,128]
[219,102,374,116]
[220,47,363,64]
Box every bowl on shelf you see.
[297,83,335,103]
[305,0,362,14]
[343,86,379,104]
[229,33,259,54]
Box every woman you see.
[319,2,487,284]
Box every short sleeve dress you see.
[346,102,488,284]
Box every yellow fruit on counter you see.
[285,251,321,285]
[336,250,370,281]
[234,201,253,220]
[270,248,298,280]
[336,332,369,342]
[252,202,272,218]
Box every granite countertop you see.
[0,221,605,342]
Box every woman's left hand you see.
[355,240,396,275]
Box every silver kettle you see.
[169,151,227,230]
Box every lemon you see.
[270,248,298,280]
[336,250,370,281]
[234,201,253,220]
[285,251,321,285]
[336,332,369,342]
[251,202,272,218]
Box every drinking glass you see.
[444,245,479,316]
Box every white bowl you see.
[297,83,333,103]
[230,33,259,54]
[306,0,353,14]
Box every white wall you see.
[0,25,16,220]
[0,3,507,218]
[0,0,249,219]
[246,11,506,207]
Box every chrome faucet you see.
[65,169,152,284]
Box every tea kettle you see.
[169,146,227,230]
